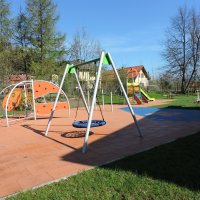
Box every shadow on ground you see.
[157,105,200,110]
[22,107,200,191]
[101,131,200,191]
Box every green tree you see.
[14,10,30,49]
[0,0,11,51]
[26,0,66,77]
[0,0,12,81]
[13,9,32,77]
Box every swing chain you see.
[73,63,105,123]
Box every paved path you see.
[0,100,199,197]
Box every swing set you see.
[45,52,142,153]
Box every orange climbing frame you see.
[35,102,69,115]
[2,88,22,111]
[33,81,61,98]
[33,81,69,115]
[2,80,70,115]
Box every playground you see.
[0,53,200,198]
[0,98,200,197]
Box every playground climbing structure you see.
[127,82,155,105]
[0,80,70,127]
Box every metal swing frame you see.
[45,52,142,153]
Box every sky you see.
[10,0,200,77]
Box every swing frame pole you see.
[110,91,113,112]
[82,52,142,153]
[82,52,105,153]
[108,53,142,138]
[45,64,70,136]
[74,70,90,114]
[102,89,104,110]
[45,64,90,136]
[87,89,90,110]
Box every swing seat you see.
[72,120,106,128]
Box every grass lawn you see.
[97,91,200,110]
[3,92,200,199]
[9,131,200,200]
[155,94,200,110]
[146,90,165,99]
[98,94,126,104]
[99,91,200,110]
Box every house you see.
[64,61,149,90]
[125,65,149,88]
[73,63,97,90]
[103,65,150,89]
[3,74,29,85]
[63,60,97,89]
[78,70,96,89]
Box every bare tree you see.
[163,7,200,93]
[68,28,102,63]
[186,9,200,90]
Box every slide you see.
[140,88,155,101]
[141,93,148,103]
[133,94,142,104]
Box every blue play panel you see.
[120,107,200,122]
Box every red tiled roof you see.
[3,74,28,84]
[103,65,148,79]
[10,74,27,81]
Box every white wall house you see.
[78,71,96,89]
[135,69,149,88]
[126,66,149,88]
[77,65,149,90]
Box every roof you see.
[102,65,148,79]
[9,74,27,82]
[125,66,148,78]
[3,74,28,84]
